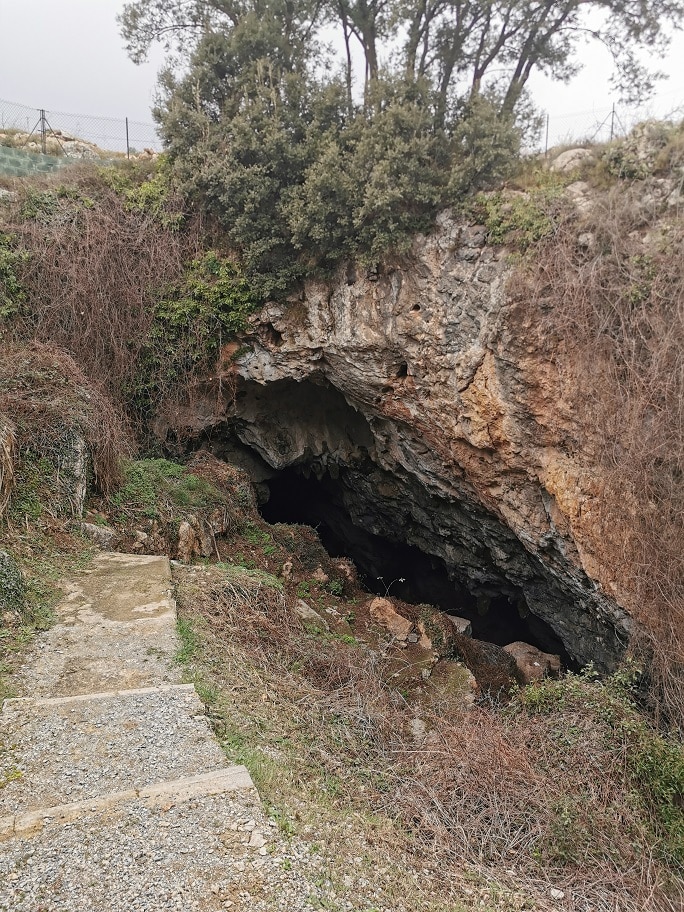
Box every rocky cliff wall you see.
[166,208,633,670]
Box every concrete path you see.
[0,553,314,911]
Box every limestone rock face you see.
[167,210,633,670]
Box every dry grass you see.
[175,559,684,912]
[511,179,684,728]
[0,341,131,496]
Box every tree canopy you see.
[121,0,682,112]
[119,0,684,292]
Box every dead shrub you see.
[0,341,131,497]
[0,168,207,432]
[0,414,16,518]
[510,181,684,729]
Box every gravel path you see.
[0,687,227,815]
[0,792,325,912]
[0,552,324,911]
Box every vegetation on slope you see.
[0,164,262,435]
[505,122,684,731]
[0,347,117,700]
[1,358,683,909]
[156,458,684,912]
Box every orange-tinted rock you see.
[368,597,413,640]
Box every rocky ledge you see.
[162,209,633,671]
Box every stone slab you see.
[0,766,255,840]
[0,686,228,816]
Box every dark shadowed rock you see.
[448,633,522,694]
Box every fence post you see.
[126,117,130,159]
[544,112,550,157]
[610,104,615,142]
[39,109,47,154]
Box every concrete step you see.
[0,782,273,912]
[0,684,228,817]
[15,553,179,698]
[0,552,278,911]
[0,765,255,839]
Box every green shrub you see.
[0,232,29,319]
[0,550,25,613]
[126,250,260,418]
[109,458,224,522]
[19,186,94,223]
[477,181,566,250]
[518,669,684,870]
[7,454,58,522]
[100,157,181,227]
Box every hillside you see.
[1,122,683,910]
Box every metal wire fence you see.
[536,100,684,154]
[0,96,162,157]
[1,94,682,160]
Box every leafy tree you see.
[120,0,684,293]
[122,0,684,112]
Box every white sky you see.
[0,0,683,147]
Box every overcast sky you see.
[1,0,683,146]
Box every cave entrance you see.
[259,467,571,662]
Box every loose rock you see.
[503,641,561,684]
[368,598,413,640]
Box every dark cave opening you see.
[259,467,571,662]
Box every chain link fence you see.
[0,96,162,158]
[2,93,682,161]
[535,100,684,155]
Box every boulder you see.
[177,517,214,563]
[565,180,594,213]
[503,641,561,684]
[428,659,478,706]
[446,615,472,637]
[550,147,593,173]
[80,521,120,550]
[293,599,330,632]
[368,597,413,640]
[449,633,522,693]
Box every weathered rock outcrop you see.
[165,210,633,670]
